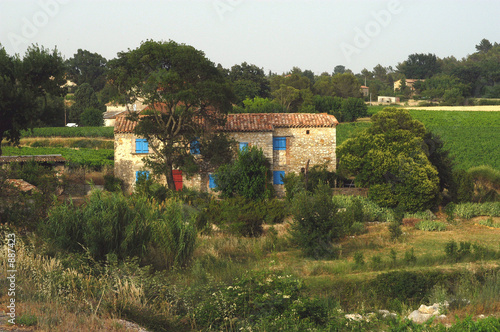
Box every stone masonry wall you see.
[115,133,148,192]
[115,127,336,194]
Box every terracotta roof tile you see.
[114,113,338,134]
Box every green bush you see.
[415,220,447,231]
[454,202,500,219]
[289,185,344,258]
[214,146,273,200]
[192,271,331,331]
[371,271,439,307]
[40,191,197,269]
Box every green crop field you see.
[2,146,114,169]
[337,110,500,170]
[20,126,114,138]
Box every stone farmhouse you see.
[114,113,338,195]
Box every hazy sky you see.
[1,0,499,75]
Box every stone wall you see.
[115,126,336,194]
[115,133,148,192]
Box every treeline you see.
[2,38,499,132]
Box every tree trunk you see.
[164,162,176,191]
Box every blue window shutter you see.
[239,142,248,151]
[135,139,148,153]
[190,138,200,155]
[273,171,285,185]
[273,137,286,150]
[209,174,216,189]
[136,170,150,182]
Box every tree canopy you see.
[0,45,66,155]
[337,108,440,211]
[108,40,235,190]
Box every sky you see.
[1,0,499,75]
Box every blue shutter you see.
[190,138,200,155]
[273,137,286,150]
[136,170,150,182]
[273,171,285,185]
[239,142,248,151]
[135,139,148,153]
[209,174,216,189]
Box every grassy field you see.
[338,109,500,170]
[1,146,114,169]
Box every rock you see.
[345,314,363,321]
[407,301,448,324]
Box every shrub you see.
[388,221,402,241]
[214,146,273,200]
[206,196,265,237]
[289,185,344,258]
[454,202,500,219]
[415,220,447,231]
[40,191,197,269]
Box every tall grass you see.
[40,191,197,270]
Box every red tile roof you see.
[115,113,338,134]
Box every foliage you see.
[103,174,124,192]
[192,271,332,331]
[19,126,114,138]
[231,96,282,113]
[453,202,500,219]
[2,146,114,169]
[338,108,440,211]
[227,62,271,104]
[108,40,234,190]
[468,165,500,202]
[415,220,447,231]
[0,161,58,227]
[341,97,368,122]
[289,185,345,258]
[398,53,441,79]
[449,169,474,203]
[283,163,341,201]
[65,48,108,92]
[214,146,273,200]
[79,107,104,127]
[40,191,197,269]
[0,45,66,155]
[69,83,105,123]
[203,196,286,237]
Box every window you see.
[273,171,285,185]
[239,142,249,151]
[273,137,286,150]
[209,174,217,189]
[136,170,150,182]
[190,138,200,155]
[135,139,148,153]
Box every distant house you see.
[377,96,400,104]
[103,110,127,127]
[360,85,369,97]
[394,79,424,93]
[114,113,339,195]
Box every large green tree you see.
[398,53,441,79]
[0,45,66,155]
[69,83,105,123]
[228,62,270,104]
[108,40,235,190]
[337,108,440,211]
[66,49,108,92]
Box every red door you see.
[172,170,183,191]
